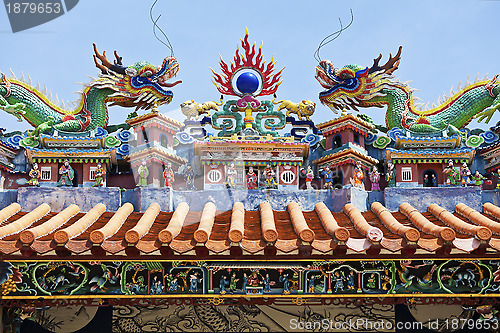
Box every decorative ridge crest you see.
[211,28,284,97]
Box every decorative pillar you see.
[327,273,332,293]
[357,272,362,293]
[208,268,214,293]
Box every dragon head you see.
[92,44,181,110]
[315,46,402,113]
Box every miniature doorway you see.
[422,169,438,187]
[332,170,343,189]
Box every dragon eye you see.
[231,68,263,96]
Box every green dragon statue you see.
[315,46,500,135]
[0,44,181,137]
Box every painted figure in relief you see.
[219,275,229,295]
[56,159,74,187]
[163,162,175,188]
[279,273,290,294]
[137,160,149,187]
[246,167,258,189]
[28,163,40,187]
[369,166,380,191]
[92,162,105,187]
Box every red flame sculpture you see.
[211,29,284,97]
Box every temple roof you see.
[0,200,499,259]
[316,113,375,137]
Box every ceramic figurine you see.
[461,162,472,187]
[431,174,438,187]
[443,160,459,186]
[226,162,237,188]
[184,164,196,190]
[92,162,105,187]
[264,164,278,189]
[322,166,334,189]
[472,170,486,189]
[137,160,149,187]
[385,160,396,187]
[307,275,316,293]
[347,271,356,290]
[28,163,41,187]
[263,274,271,293]
[163,162,175,188]
[369,166,380,191]
[305,166,314,190]
[247,270,261,287]
[350,161,365,190]
[242,273,248,293]
[246,166,258,189]
[56,159,75,187]
[367,273,376,289]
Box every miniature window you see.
[333,135,342,149]
[401,167,412,181]
[281,170,295,184]
[40,167,51,181]
[89,167,97,181]
[207,169,222,183]
[353,132,360,145]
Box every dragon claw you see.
[475,107,496,124]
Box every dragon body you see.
[0,44,181,137]
[315,46,500,135]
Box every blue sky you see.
[0,0,499,133]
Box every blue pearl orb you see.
[236,71,259,94]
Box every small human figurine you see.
[307,275,316,293]
[184,164,196,190]
[497,170,500,189]
[246,166,258,189]
[242,272,248,293]
[367,273,376,289]
[423,174,430,187]
[247,270,261,287]
[168,277,179,292]
[385,160,396,187]
[92,162,105,187]
[333,271,344,292]
[369,166,380,191]
[137,160,149,187]
[279,273,291,294]
[431,174,438,187]
[264,164,277,189]
[226,162,237,188]
[189,272,201,293]
[28,163,41,187]
[263,274,271,293]
[56,159,75,187]
[347,271,356,290]
[219,275,229,295]
[229,272,239,294]
[163,162,175,188]
[472,170,486,189]
[322,166,334,189]
[305,166,314,190]
[443,160,458,186]
[461,162,472,187]
[350,161,365,190]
